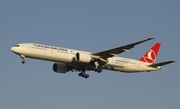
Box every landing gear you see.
[20,55,26,64]
[78,72,89,79]
[95,68,102,73]
[22,60,26,64]
[94,61,103,73]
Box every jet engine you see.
[53,63,69,73]
[75,52,92,63]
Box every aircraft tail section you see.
[148,60,175,67]
[140,43,161,64]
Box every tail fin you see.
[140,43,161,64]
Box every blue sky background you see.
[1,0,180,109]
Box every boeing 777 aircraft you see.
[11,38,175,79]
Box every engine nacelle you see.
[53,63,69,73]
[75,52,92,63]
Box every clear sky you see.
[1,0,180,109]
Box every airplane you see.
[11,38,175,79]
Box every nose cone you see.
[11,46,18,53]
[11,44,21,54]
[11,47,15,52]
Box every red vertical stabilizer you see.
[140,43,161,64]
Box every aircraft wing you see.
[149,60,175,67]
[92,38,154,59]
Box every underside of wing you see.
[92,38,154,59]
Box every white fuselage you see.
[11,43,159,73]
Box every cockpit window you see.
[14,45,19,47]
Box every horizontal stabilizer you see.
[149,60,175,67]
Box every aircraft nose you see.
[11,44,21,54]
[11,47,17,53]
[11,47,15,52]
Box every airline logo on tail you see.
[140,43,161,64]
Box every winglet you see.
[135,37,155,45]
[147,37,155,40]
